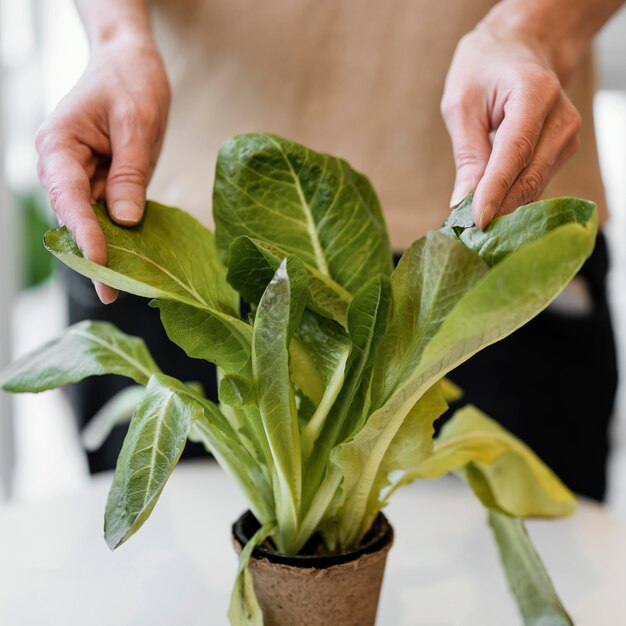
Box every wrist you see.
[479,0,593,83]
[76,0,154,51]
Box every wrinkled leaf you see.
[489,511,573,625]
[105,374,198,549]
[227,236,351,326]
[214,134,393,295]
[414,406,576,517]
[0,321,159,392]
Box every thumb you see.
[442,96,492,211]
[105,123,153,226]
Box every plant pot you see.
[232,511,394,626]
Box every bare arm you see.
[442,0,625,229]
[36,0,170,303]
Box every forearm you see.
[74,0,153,49]
[481,0,625,82]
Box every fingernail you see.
[449,183,475,209]
[110,200,142,225]
[476,202,496,231]
[93,281,117,305]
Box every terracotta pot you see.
[232,511,394,626]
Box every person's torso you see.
[150,0,607,250]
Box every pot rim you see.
[232,510,394,569]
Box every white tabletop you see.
[1,460,625,626]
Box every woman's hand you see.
[442,18,582,230]
[35,35,170,303]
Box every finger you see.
[90,159,110,203]
[498,131,580,217]
[38,147,118,304]
[105,108,156,225]
[472,88,559,229]
[441,89,493,208]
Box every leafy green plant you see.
[0,134,597,625]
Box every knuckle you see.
[440,97,466,121]
[108,164,148,187]
[519,169,544,201]
[509,134,535,169]
[538,73,561,103]
[453,145,482,169]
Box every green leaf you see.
[228,520,276,626]
[213,134,393,295]
[0,321,160,392]
[414,406,576,517]
[371,231,488,408]
[303,274,391,507]
[227,236,351,326]
[45,201,238,314]
[489,511,573,625]
[104,374,198,549]
[151,300,252,376]
[442,195,596,267]
[252,259,306,551]
[334,203,595,548]
[294,311,350,456]
[44,202,249,373]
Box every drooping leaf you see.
[44,202,248,372]
[45,201,238,313]
[104,374,199,549]
[0,321,160,392]
[227,236,351,326]
[228,520,276,626]
[489,511,574,626]
[213,134,393,295]
[414,406,576,518]
[252,259,307,551]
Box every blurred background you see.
[0,0,625,516]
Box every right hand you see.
[35,37,170,303]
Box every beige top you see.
[149,0,607,251]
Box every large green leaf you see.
[413,406,576,517]
[213,134,393,295]
[104,374,198,549]
[489,511,574,625]
[45,201,238,314]
[442,194,596,267]
[44,202,248,372]
[252,259,307,551]
[334,202,595,547]
[0,321,159,392]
